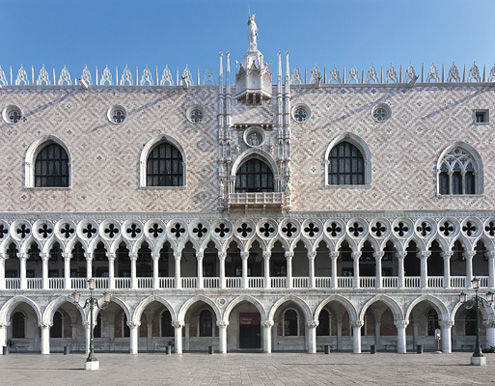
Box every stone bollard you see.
[370,345,375,354]
[324,345,330,354]
[208,345,214,354]
[64,346,70,355]
[167,345,172,355]
[2,346,7,355]
[416,344,423,354]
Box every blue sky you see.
[1,0,494,81]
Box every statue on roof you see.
[248,14,258,51]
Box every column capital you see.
[486,250,495,259]
[262,251,271,260]
[394,320,409,328]
[285,251,294,259]
[85,252,93,261]
[308,251,317,260]
[330,251,339,259]
[173,251,182,260]
[61,252,71,259]
[240,251,249,260]
[172,321,184,329]
[129,253,138,261]
[351,251,362,260]
[373,251,385,260]
[419,250,431,259]
[307,320,319,328]
[0,322,10,328]
[40,252,49,261]
[465,251,476,259]
[0,252,7,260]
[351,320,363,328]
[196,251,204,260]
[39,322,52,328]
[127,321,141,328]
[107,252,116,261]
[439,320,455,328]
[440,251,453,259]
[263,320,274,328]
[17,252,28,260]
[218,252,227,261]
[483,320,495,328]
[216,320,229,328]
[397,251,407,259]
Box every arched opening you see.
[406,300,443,352]
[49,301,85,352]
[26,242,42,283]
[93,242,109,278]
[361,301,397,352]
[203,242,218,278]
[70,241,87,278]
[359,241,376,281]
[247,241,263,278]
[235,158,274,193]
[8,302,40,352]
[337,241,353,279]
[293,241,309,284]
[272,302,307,351]
[48,242,64,278]
[94,301,130,352]
[327,141,365,185]
[159,242,173,280]
[34,142,69,187]
[183,301,218,352]
[116,242,130,278]
[146,141,184,186]
[404,241,420,277]
[181,241,197,283]
[382,241,398,278]
[5,243,20,283]
[473,241,489,277]
[226,300,262,351]
[269,241,286,278]
[314,241,330,278]
[136,300,174,352]
[450,240,466,277]
[225,241,242,278]
[137,241,153,278]
[428,240,444,277]
[453,304,488,351]
[438,146,481,195]
[316,301,353,351]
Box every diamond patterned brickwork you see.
[0,86,219,213]
[289,84,495,211]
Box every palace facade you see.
[1,17,495,355]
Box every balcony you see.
[227,192,285,209]
[2,275,491,291]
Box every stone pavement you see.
[0,352,494,385]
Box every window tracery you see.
[438,147,480,195]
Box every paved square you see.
[0,353,494,385]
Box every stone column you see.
[41,253,49,290]
[18,253,27,290]
[352,252,361,289]
[374,251,384,289]
[130,253,138,289]
[352,321,363,353]
[0,253,6,290]
[441,251,452,288]
[308,251,316,289]
[307,320,319,353]
[263,320,273,353]
[330,252,338,289]
[128,321,140,354]
[40,322,51,355]
[174,251,182,289]
[108,252,116,290]
[62,252,71,290]
[465,251,475,288]
[217,321,229,354]
[397,251,406,289]
[241,251,249,289]
[85,252,93,280]
[285,251,293,289]
[152,254,159,289]
[420,251,430,289]
[0,322,9,349]
[395,320,408,354]
[219,252,226,289]
[488,251,495,289]
[197,251,204,289]
[263,251,271,289]
[172,321,183,354]
[439,320,453,353]
[484,320,495,348]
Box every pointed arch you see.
[0,295,42,325]
[289,236,314,254]
[324,132,371,185]
[20,238,41,254]
[64,236,87,255]
[88,236,111,255]
[93,296,131,322]
[268,295,312,322]
[451,298,495,323]
[24,135,71,188]
[314,295,358,322]
[223,295,267,323]
[358,295,404,322]
[244,234,267,252]
[267,236,290,252]
[404,295,450,321]
[231,148,280,192]
[139,134,186,187]
[43,295,86,325]
[177,295,222,323]
[132,295,176,324]
[110,236,132,254]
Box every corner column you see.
[41,253,49,290]
[330,252,338,288]
[241,251,249,289]
[308,251,316,289]
[174,251,182,289]
[40,322,52,355]
[420,251,430,289]
[130,253,138,289]
[63,252,71,290]
[172,321,183,354]
[217,321,229,354]
[263,320,273,353]
[129,321,140,354]
[285,251,293,289]
[395,320,408,353]
[197,251,204,289]
[263,251,271,289]
[0,322,9,350]
[307,320,318,353]
[352,252,361,289]
[439,320,453,353]
[108,252,116,290]
[352,321,363,353]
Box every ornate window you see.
[438,146,482,195]
[235,158,274,193]
[3,105,22,124]
[292,105,310,123]
[328,141,365,185]
[427,309,439,336]
[107,105,127,124]
[12,311,25,338]
[372,103,391,122]
[161,311,174,337]
[146,142,184,187]
[34,142,69,187]
[199,310,213,337]
[284,309,298,336]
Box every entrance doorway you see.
[239,313,261,349]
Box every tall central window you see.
[146,142,183,186]
[235,158,274,193]
[328,141,364,185]
[35,143,69,187]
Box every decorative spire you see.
[277,51,282,84]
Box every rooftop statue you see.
[248,14,258,51]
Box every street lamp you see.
[72,278,110,370]
[459,277,494,366]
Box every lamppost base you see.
[85,360,100,370]
[471,356,486,366]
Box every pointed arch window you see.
[235,158,274,193]
[438,147,481,195]
[34,142,69,187]
[328,141,365,185]
[12,311,25,338]
[146,142,184,186]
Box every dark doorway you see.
[239,313,261,349]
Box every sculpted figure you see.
[248,14,258,50]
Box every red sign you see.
[239,313,260,325]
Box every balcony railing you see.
[227,192,284,207]
[1,275,492,291]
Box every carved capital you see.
[351,252,362,260]
[172,321,184,329]
[107,252,116,262]
[439,320,455,329]
[85,252,93,261]
[40,252,49,261]
[394,320,409,328]
[173,251,182,260]
[441,251,454,259]
[308,251,317,260]
[263,320,274,328]
[397,251,407,259]
[285,251,294,259]
[39,322,52,329]
[373,251,385,260]
[0,253,7,260]
[17,252,28,260]
[352,320,363,328]
[419,250,431,259]
[129,253,138,261]
[307,320,319,328]
[240,252,249,260]
[465,251,476,259]
[218,252,227,261]
[196,251,204,260]
[127,321,141,328]
[483,320,495,329]
[262,251,271,260]
[61,252,71,260]
[0,322,10,328]
[216,320,229,328]
[330,251,339,259]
